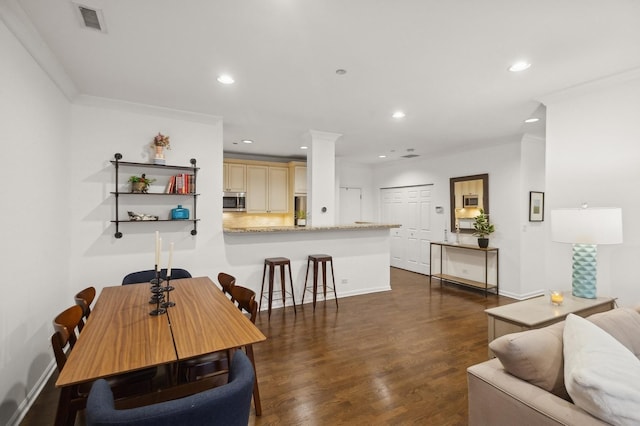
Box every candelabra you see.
[161,276,175,308]
[149,267,167,316]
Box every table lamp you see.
[551,205,622,298]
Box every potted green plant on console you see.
[472,209,495,248]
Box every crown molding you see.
[74,95,222,125]
[538,67,640,106]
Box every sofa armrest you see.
[467,359,608,426]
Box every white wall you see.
[519,135,546,297]
[68,97,224,290]
[543,72,640,307]
[0,20,72,425]
[345,140,541,298]
[336,160,376,222]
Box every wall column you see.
[305,130,341,226]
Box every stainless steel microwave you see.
[463,194,479,207]
[223,192,246,212]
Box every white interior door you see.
[381,188,404,268]
[412,186,433,274]
[380,185,433,274]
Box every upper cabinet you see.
[246,165,289,213]
[293,165,307,194]
[223,162,246,193]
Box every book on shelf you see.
[165,175,176,193]
[165,174,194,194]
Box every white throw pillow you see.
[563,313,640,425]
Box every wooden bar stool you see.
[302,254,339,310]
[260,257,297,318]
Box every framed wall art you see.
[529,191,544,222]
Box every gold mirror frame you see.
[449,173,489,234]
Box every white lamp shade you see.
[551,208,623,245]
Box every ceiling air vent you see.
[401,154,420,159]
[74,3,107,33]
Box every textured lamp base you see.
[572,243,597,298]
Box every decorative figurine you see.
[128,211,159,221]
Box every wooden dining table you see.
[56,276,266,415]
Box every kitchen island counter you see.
[222,222,398,304]
[223,222,400,233]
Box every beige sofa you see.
[467,307,640,425]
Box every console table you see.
[429,242,499,296]
[485,295,616,357]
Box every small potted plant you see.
[296,210,307,227]
[472,209,495,248]
[128,174,155,193]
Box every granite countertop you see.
[223,222,401,233]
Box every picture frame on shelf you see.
[529,191,544,222]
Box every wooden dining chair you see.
[229,285,262,416]
[180,284,262,416]
[217,272,236,298]
[74,286,96,332]
[52,305,92,426]
[52,305,157,425]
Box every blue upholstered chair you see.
[122,268,192,285]
[85,350,255,426]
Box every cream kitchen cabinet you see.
[293,165,307,194]
[246,165,289,213]
[223,162,246,193]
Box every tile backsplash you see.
[223,212,293,228]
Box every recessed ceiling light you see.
[508,61,531,72]
[524,118,540,123]
[217,75,235,85]
[300,146,308,150]
[242,139,253,144]
[392,111,406,119]
[335,69,347,75]
[378,155,387,158]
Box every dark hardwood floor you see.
[21,268,514,425]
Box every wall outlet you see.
[341,279,348,284]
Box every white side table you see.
[485,295,616,357]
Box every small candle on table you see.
[550,291,563,305]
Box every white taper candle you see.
[157,238,162,272]
[155,231,160,267]
[167,242,174,278]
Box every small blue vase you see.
[171,205,189,220]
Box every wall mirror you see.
[449,174,489,234]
